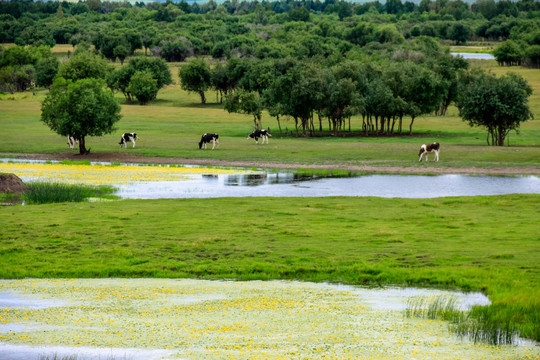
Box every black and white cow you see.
[418,142,440,162]
[67,135,78,149]
[119,133,138,148]
[199,133,219,150]
[247,129,271,144]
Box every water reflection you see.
[116,173,540,199]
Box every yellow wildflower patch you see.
[0,162,252,186]
[0,279,539,360]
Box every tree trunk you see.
[409,116,415,135]
[199,91,206,104]
[277,115,282,135]
[78,137,89,155]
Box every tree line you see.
[1,0,540,63]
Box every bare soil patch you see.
[1,152,539,176]
[0,173,29,193]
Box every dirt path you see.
[1,152,539,176]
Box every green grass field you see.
[1,59,539,171]
[1,54,539,342]
[1,195,539,340]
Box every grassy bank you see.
[1,194,538,340]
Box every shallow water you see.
[116,173,540,199]
[451,52,495,60]
[2,159,538,199]
[1,279,538,360]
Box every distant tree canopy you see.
[2,0,540,65]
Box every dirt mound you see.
[0,173,29,193]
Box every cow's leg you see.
[211,139,216,150]
[419,153,423,162]
[435,150,439,161]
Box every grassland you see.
[1,194,539,340]
[0,59,539,174]
[0,55,539,343]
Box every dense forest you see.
[0,0,537,141]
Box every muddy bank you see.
[1,152,539,176]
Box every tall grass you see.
[23,182,117,204]
[406,295,519,345]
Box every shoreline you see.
[1,151,539,176]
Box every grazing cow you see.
[418,142,440,162]
[199,133,219,150]
[119,133,138,148]
[247,129,271,144]
[67,135,78,149]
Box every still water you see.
[116,172,540,199]
[451,52,495,60]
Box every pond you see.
[451,52,495,60]
[1,159,539,199]
[1,279,538,360]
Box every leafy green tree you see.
[493,40,525,66]
[456,70,533,146]
[114,45,129,65]
[289,6,310,22]
[35,56,59,88]
[525,45,540,68]
[0,65,34,93]
[58,51,110,81]
[41,77,121,154]
[126,70,158,105]
[448,23,470,45]
[224,89,263,129]
[179,58,212,104]
[128,56,172,91]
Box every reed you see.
[23,182,116,204]
[405,295,519,345]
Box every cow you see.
[247,129,271,144]
[199,133,219,150]
[119,133,138,148]
[67,135,78,149]
[418,142,440,162]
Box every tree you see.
[126,70,158,105]
[113,45,129,65]
[35,56,59,88]
[41,77,121,154]
[448,23,470,45]
[456,70,533,146]
[58,51,110,81]
[224,90,263,129]
[493,40,525,66]
[179,58,212,104]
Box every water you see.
[116,173,540,199]
[2,158,538,199]
[0,279,517,360]
[451,52,495,60]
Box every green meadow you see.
[0,56,539,342]
[1,195,539,340]
[1,59,539,171]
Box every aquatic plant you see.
[405,295,519,345]
[23,183,117,204]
